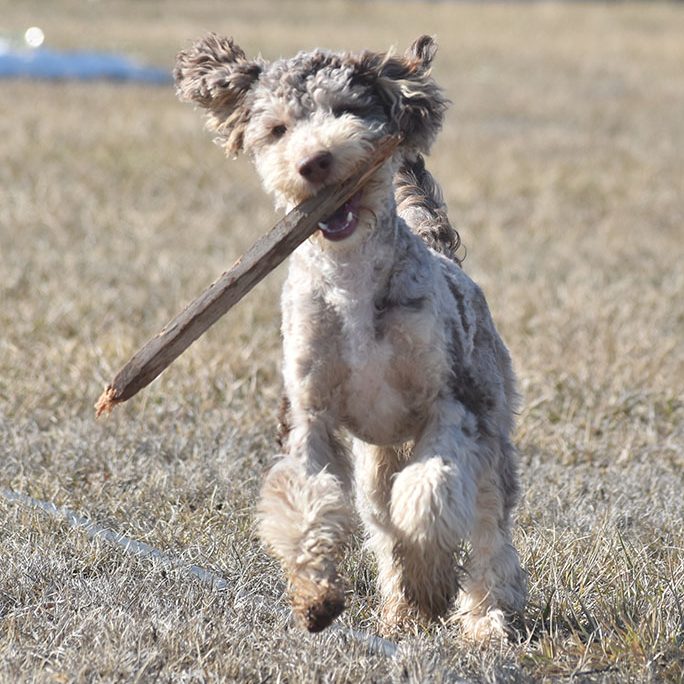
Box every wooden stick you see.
[95,134,402,417]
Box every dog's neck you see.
[288,189,399,359]
[291,187,398,297]
[289,159,400,281]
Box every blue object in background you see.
[0,47,171,84]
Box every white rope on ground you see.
[330,624,398,658]
[1,486,397,658]
[1,487,228,589]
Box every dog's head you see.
[175,35,448,241]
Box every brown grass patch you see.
[1,1,683,681]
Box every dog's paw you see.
[290,576,346,633]
[378,598,422,638]
[302,592,346,633]
[460,608,507,642]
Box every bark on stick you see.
[95,135,401,417]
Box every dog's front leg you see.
[258,412,352,632]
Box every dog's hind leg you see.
[258,414,352,632]
[458,447,527,640]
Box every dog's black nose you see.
[298,151,333,184]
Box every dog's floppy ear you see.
[175,34,262,155]
[354,35,448,155]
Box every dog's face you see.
[241,53,389,218]
[175,35,447,246]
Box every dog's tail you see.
[394,155,462,264]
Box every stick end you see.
[95,386,120,418]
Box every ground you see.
[1,1,683,681]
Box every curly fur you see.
[176,34,526,638]
[395,154,462,261]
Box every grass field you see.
[1,1,683,681]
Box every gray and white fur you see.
[175,34,527,638]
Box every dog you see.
[175,34,527,640]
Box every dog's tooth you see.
[346,212,353,223]
[318,221,328,230]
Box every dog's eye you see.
[271,124,287,139]
[332,104,365,119]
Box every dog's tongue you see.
[317,191,362,241]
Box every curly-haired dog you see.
[175,34,527,639]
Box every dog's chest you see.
[284,234,446,445]
[336,298,444,445]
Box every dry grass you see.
[1,1,683,681]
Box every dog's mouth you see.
[317,191,362,241]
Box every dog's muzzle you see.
[317,190,362,241]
